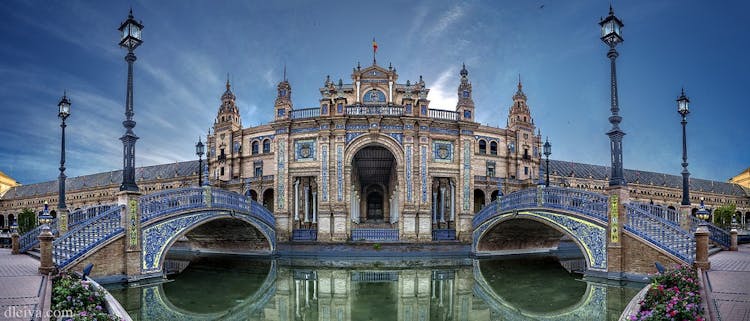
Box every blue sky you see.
[0,0,748,185]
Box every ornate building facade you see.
[206,62,542,242]
[1,61,748,242]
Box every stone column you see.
[304,185,310,223]
[605,185,629,278]
[312,192,318,224]
[118,190,142,279]
[440,186,446,223]
[11,232,19,255]
[38,226,55,275]
[730,229,738,251]
[694,226,711,270]
[679,204,692,232]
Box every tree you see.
[17,208,37,234]
[712,204,736,230]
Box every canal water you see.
[107,254,641,321]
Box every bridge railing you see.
[690,217,731,249]
[140,188,206,222]
[53,205,124,269]
[68,204,117,229]
[628,201,681,227]
[541,186,609,222]
[19,219,58,253]
[624,203,695,263]
[472,187,609,228]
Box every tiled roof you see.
[1,161,199,199]
[545,160,748,197]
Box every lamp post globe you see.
[696,196,710,225]
[543,138,551,187]
[196,138,205,186]
[38,201,53,226]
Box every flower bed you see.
[629,265,705,321]
[51,272,122,321]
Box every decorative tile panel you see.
[277,139,286,209]
[463,141,471,210]
[294,139,316,161]
[382,125,404,130]
[336,145,343,201]
[420,145,427,202]
[346,125,369,130]
[346,132,364,144]
[291,127,319,134]
[430,128,459,135]
[388,133,403,145]
[432,140,454,162]
[322,145,329,202]
[406,145,413,202]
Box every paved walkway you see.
[0,249,47,321]
[705,243,750,321]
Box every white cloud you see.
[426,68,458,110]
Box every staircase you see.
[53,205,124,269]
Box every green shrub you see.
[17,208,37,234]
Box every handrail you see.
[140,188,205,222]
[69,204,117,228]
[19,219,58,253]
[690,217,731,249]
[628,201,681,227]
[53,205,124,268]
[624,203,695,263]
[472,186,609,228]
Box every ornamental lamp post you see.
[57,93,70,212]
[38,201,53,226]
[10,221,18,235]
[543,138,551,187]
[696,197,709,225]
[118,9,143,192]
[599,5,626,187]
[196,138,205,186]
[677,89,691,206]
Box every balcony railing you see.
[351,228,399,242]
[428,108,458,121]
[346,105,404,116]
[290,107,320,119]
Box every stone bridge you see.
[472,186,731,276]
[44,187,275,279]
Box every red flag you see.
[372,38,378,53]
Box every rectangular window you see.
[524,167,529,175]
[254,166,262,177]
[486,161,496,177]
[220,167,225,176]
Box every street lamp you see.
[196,138,205,186]
[57,93,70,212]
[599,5,626,187]
[10,221,18,235]
[543,138,551,187]
[118,9,144,192]
[38,201,53,226]
[677,89,691,206]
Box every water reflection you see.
[107,255,639,321]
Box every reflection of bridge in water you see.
[111,257,639,321]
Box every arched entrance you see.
[474,189,486,213]
[262,189,274,212]
[351,146,398,225]
[246,189,258,201]
[490,190,499,202]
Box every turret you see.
[456,63,474,121]
[274,67,293,121]
[507,76,534,130]
[214,78,241,132]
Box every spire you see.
[460,63,468,78]
[513,74,526,101]
[221,74,235,101]
[283,64,287,82]
[609,3,614,15]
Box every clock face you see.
[463,90,469,98]
[280,89,287,97]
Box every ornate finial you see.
[338,78,343,88]
[518,74,522,89]
[357,61,361,70]
[226,73,230,90]
[129,7,133,18]
[389,62,393,70]
[460,63,468,77]
[609,3,614,15]
[283,64,287,82]
[419,75,423,83]
[406,79,410,86]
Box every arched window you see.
[489,141,498,155]
[262,139,271,153]
[251,141,259,155]
[478,140,487,155]
[362,89,386,103]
